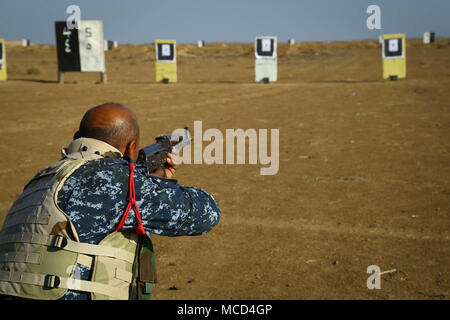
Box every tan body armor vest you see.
[0,138,156,300]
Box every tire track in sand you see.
[224,215,450,242]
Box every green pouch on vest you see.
[132,235,157,300]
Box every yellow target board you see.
[0,39,7,81]
[381,34,406,80]
[155,40,177,83]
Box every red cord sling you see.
[115,162,146,235]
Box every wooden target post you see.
[381,33,406,80]
[155,40,177,83]
[255,36,277,83]
[0,39,6,81]
[55,20,106,83]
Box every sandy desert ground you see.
[0,38,449,299]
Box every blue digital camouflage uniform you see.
[56,156,220,300]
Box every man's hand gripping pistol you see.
[137,126,191,175]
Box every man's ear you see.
[124,139,138,161]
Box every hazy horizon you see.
[1,0,449,45]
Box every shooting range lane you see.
[0,39,449,299]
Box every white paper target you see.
[388,39,398,52]
[262,39,271,52]
[78,20,105,72]
[255,36,277,59]
[161,44,171,57]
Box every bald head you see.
[75,103,140,155]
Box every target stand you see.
[423,32,435,44]
[55,20,107,84]
[255,36,277,83]
[155,40,177,83]
[0,39,6,81]
[381,34,406,80]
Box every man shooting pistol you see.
[0,103,220,300]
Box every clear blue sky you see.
[1,0,449,44]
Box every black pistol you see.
[137,126,191,174]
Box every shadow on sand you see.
[8,78,59,84]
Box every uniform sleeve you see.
[132,173,221,237]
